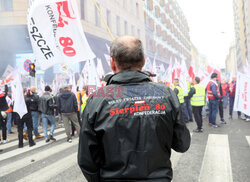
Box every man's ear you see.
[142,57,146,68]
[111,58,117,73]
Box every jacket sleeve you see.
[187,87,195,99]
[4,85,8,97]
[73,94,78,112]
[174,88,179,95]
[169,88,191,153]
[211,84,220,100]
[78,97,100,182]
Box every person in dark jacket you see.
[39,86,56,143]
[58,85,81,143]
[217,81,226,124]
[229,77,241,119]
[0,85,9,144]
[24,87,43,139]
[78,36,191,182]
[17,91,36,148]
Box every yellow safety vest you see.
[81,94,88,113]
[190,84,205,106]
[184,81,191,97]
[173,85,184,104]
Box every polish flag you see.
[188,59,196,81]
[172,58,181,81]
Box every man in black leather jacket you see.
[78,36,191,182]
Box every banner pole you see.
[91,0,115,41]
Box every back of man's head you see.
[110,36,145,71]
[195,77,200,84]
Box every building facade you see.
[144,0,191,66]
[225,44,237,76]
[233,0,250,72]
[0,0,145,78]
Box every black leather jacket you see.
[78,70,191,182]
[29,92,39,111]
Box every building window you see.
[130,0,133,12]
[0,0,13,12]
[95,3,101,27]
[81,0,86,20]
[116,16,120,35]
[124,20,128,35]
[137,29,140,39]
[106,9,111,30]
[123,0,127,8]
[131,25,135,36]
[136,2,139,18]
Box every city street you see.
[0,110,249,182]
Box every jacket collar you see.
[108,70,152,85]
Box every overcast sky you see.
[177,0,235,69]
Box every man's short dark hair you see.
[110,36,144,70]
[195,77,200,84]
[45,85,51,92]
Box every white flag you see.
[69,72,77,96]
[27,0,95,70]
[97,58,105,81]
[13,71,28,118]
[179,60,188,95]
[234,72,250,115]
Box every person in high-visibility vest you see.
[172,78,189,123]
[184,79,193,122]
[188,77,205,132]
[81,87,88,114]
[206,73,222,128]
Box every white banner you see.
[234,72,250,116]
[27,0,95,70]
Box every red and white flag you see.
[188,59,196,81]
[172,58,181,81]
[27,0,95,70]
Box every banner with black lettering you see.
[234,72,250,116]
[27,0,95,70]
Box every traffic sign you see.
[24,59,32,72]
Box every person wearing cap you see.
[206,73,222,127]
[38,86,57,143]
[188,77,205,132]
[143,71,156,81]
[58,85,81,143]
[78,36,190,182]
[172,78,189,123]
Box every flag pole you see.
[91,0,115,41]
